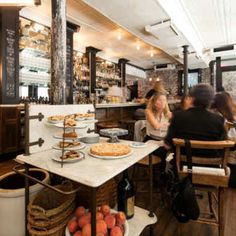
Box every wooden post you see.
[209,60,215,86]
[216,57,223,92]
[0,8,20,104]
[66,22,79,104]
[51,0,67,104]
[183,45,189,95]
[118,58,129,87]
[86,46,101,95]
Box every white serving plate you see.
[54,123,87,129]
[88,150,133,160]
[52,141,86,151]
[52,151,85,163]
[53,132,83,140]
[65,209,129,236]
[130,142,147,148]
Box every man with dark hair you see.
[164,83,226,150]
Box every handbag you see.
[171,139,200,223]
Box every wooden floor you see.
[0,157,236,236]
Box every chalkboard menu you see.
[0,8,19,104]
[5,28,16,98]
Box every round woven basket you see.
[77,178,117,208]
[27,213,71,236]
[28,183,76,219]
[28,201,75,230]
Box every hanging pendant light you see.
[0,0,41,6]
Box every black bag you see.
[171,139,200,223]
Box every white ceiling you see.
[83,0,236,69]
[20,0,236,70]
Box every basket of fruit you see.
[66,204,128,236]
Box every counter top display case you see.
[73,51,91,104]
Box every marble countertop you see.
[0,104,24,107]
[96,102,143,108]
[16,139,160,188]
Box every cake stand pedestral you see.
[99,128,128,143]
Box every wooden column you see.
[86,46,101,95]
[66,22,79,104]
[209,60,215,86]
[216,57,223,92]
[183,45,189,95]
[0,8,20,104]
[51,0,67,104]
[118,58,129,87]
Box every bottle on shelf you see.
[117,170,135,219]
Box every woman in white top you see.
[145,93,172,140]
[144,93,172,174]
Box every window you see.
[178,69,200,95]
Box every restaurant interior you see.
[0,1,236,236]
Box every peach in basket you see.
[65,205,128,236]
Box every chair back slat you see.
[173,138,235,187]
[173,139,234,149]
[180,155,223,166]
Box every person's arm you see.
[145,108,169,130]
[164,114,177,150]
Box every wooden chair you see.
[173,138,235,236]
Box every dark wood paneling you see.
[0,107,21,154]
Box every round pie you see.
[90,143,131,156]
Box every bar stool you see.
[173,138,235,236]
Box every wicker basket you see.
[28,201,75,230]
[28,183,76,219]
[76,178,117,208]
[27,214,71,236]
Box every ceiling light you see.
[117,33,122,40]
[136,44,140,50]
[150,51,154,57]
[0,0,41,6]
[149,77,152,81]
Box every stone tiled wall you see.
[146,69,179,98]
[222,71,236,100]
[144,68,211,98]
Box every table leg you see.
[148,154,154,217]
[91,187,97,236]
[25,164,30,236]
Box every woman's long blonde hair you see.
[147,93,170,116]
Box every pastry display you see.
[63,132,78,138]
[60,151,80,160]
[64,119,77,127]
[90,143,131,156]
[48,115,64,122]
[59,141,81,148]
[84,113,95,119]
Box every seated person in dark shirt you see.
[164,83,226,165]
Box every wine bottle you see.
[117,170,135,219]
